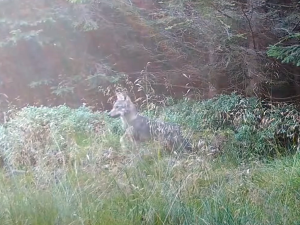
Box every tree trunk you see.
[244,0,266,96]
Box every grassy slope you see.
[1,153,300,224]
[0,95,300,225]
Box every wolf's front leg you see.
[120,127,138,151]
[120,133,131,150]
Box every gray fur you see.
[108,93,192,152]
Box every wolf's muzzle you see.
[108,111,121,118]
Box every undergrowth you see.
[0,93,299,224]
[163,93,300,161]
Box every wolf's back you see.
[150,121,193,152]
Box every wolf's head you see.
[108,92,137,119]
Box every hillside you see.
[0,94,300,224]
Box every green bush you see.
[162,93,300,161]
[0,105,122,170]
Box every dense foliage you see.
[163,93,300,160]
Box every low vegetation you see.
[0,94,300,224]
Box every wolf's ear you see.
[116,92,132,102]
[124,93,132,102]
[116,92,126,100]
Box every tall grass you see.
[1,153,300,224]
[0,94,300,224]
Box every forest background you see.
[0,0,299,111]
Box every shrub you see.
[0,105,122,170]
[162,93,300,161]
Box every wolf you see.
[108,92,192,152]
